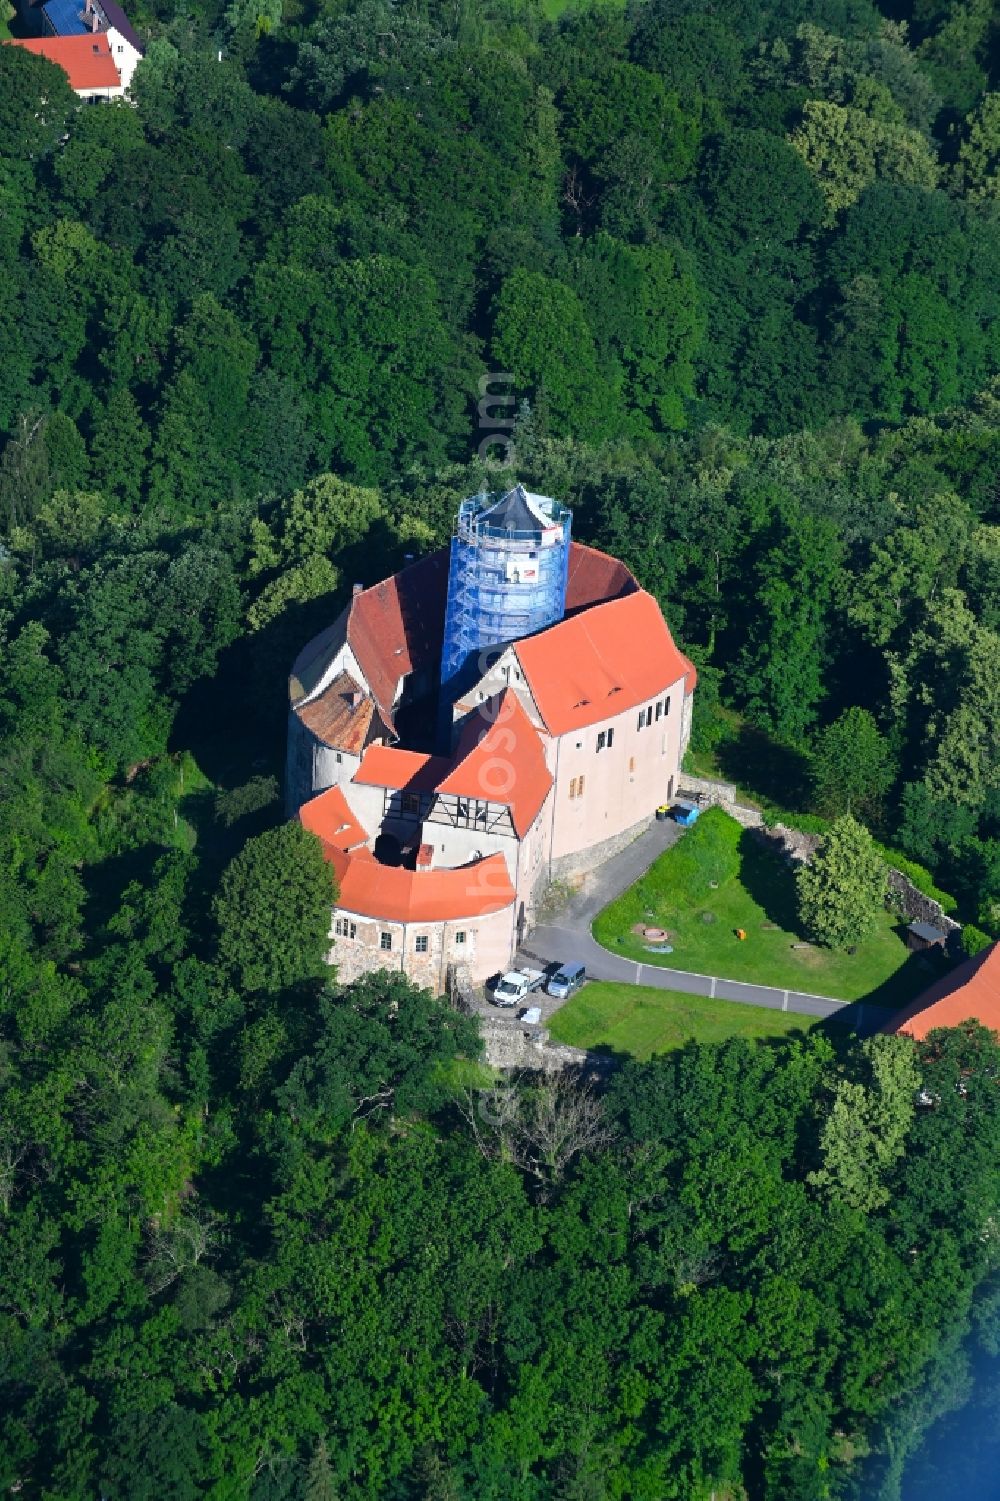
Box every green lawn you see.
[548,981,813,1059]
[593,807,933,1009]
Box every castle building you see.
[287,486,696,991]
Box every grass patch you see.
[540,0,624,15]
[548,980,812,1059]
[433,1056,498,1094]
[593,807,932,1008]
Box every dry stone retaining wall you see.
[478,1015,592,1072]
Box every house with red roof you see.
[287,486,696,991]
[885,941,1000,1041]
[5,33,125,98]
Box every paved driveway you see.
[517,818,882,1034]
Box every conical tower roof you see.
[477,483,552,535]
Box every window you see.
[569,777,577,799]
[629,756,635,774]
[402,792,420,815]
[380,931,392,951]
[455,930,466,946]
[596,730,606,752]
[334,918,356,939]
[655,701,662,721]
[664,695,671,717]
[335,751,343,763]
[607,727,614,748]
[415,935,428,953]
[637,707,652,730]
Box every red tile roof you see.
[886,941,1000,1040]
[440,689,552,837]
[300,785,516,922]
[352,745,452,793]
[296,669,374,753]
[300,784,368,852]
[514,590,696,736]
[5,34,121,90]
[565,542,638,615]
[347,551,450,735]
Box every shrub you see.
[963,924,994,958]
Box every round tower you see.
[438,483,572,712]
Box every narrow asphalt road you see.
[517,817,880,1034]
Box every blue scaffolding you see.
[439,485,572,717]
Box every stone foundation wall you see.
[548,812,652,884]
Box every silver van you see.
[547,962,586,1000]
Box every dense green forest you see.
[2,0,1000,1494]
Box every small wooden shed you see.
[906,920,947,953]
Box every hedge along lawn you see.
[547,981,813,1059]
[592,807,928,1007]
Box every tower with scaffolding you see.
[438,484,572,729]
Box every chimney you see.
[416,844,433,869]
[352,582,363,596]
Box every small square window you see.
[380,931,392,951]
[455,930,466,945]
[415,934,428,953]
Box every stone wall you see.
[478,1015,594,1073]
[677,774,763,830]
[887,867,961,937]
[548,811,652,884]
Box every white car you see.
[491,967,545,1007]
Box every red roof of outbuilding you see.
[886,941,1000,1040]
[300,784,516,922]
[440,689,552,837]
[514,590,696,736]
[5,34,121,90]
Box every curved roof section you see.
[564,543,638,615]
[297,669,374,753]
[300,786,516,922]
[514,590,696,737]
[439,689,552,838]
[886,941,1000,1040]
